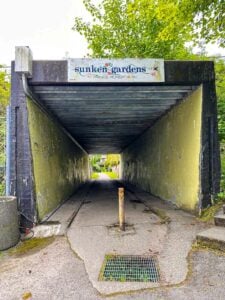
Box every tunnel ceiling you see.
[31,85,198,153]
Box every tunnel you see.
[8,47,220,227]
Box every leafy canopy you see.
[182,0,225,47]
[215,59,225,143]
[0,69,10,114]
[0,69,10,195]
[73,0,225,58]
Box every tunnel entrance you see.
[9,48,220,227]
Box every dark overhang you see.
[30,84,197,153]
[25,60,215,153]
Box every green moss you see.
[198,200,225,222]
[105,254,117,260]
[99,255,109,281]
[193,240,225,255]
[8,237,54,257]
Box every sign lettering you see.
[68,59,165,82]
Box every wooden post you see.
[118,187,125,231]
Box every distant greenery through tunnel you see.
[89,154,121,180]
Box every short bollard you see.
[223,204,225,214]
[118,187,125,231]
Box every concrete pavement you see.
[67,180,208,295]
[97,173,111,180]
[0,177,225,300]
[1,179,223,299]
[0,235,225,299]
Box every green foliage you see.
[215,59,225,143]
[73,0,225,58]
[91,172,100,179]
[89,154,101,165]
[90,154,120,173]
[0,69,10,195]
[92,163,101,172]
[219,148,225,194]
[181,0,225,48]
[199,199,225,222]
[73,0,193,59]
[89,154,102,172]
[0,69,10,113]
[0,115,6,196]
[104,154,120,169]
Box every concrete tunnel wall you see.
[10,58,220,226]
[121,86,202,212]
[26,98,89,221]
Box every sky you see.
[0,0,93,66]
[0,0,225,66]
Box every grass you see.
[91,171,118,179]
[91,172,99,179]
[103,171,119,179]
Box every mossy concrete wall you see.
[27,98,89,221]
[122,86,202,212]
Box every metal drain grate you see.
[99,255,160,282]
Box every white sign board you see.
[68,58,165,82]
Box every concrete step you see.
[196,227,225,252]
[215,214,225,227]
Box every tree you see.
[74,0,225,195]
[181,0,225,48]
[0,68,10,195]
[89,154,102,172]
[0,68,10,113]
[73,0,193,59]
[73,0,225,58]
[104,154,120,170]
[215,58,225,143]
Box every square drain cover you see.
[99,255,160,282]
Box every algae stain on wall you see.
[27,98,89,221]
[122,86,203,212]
